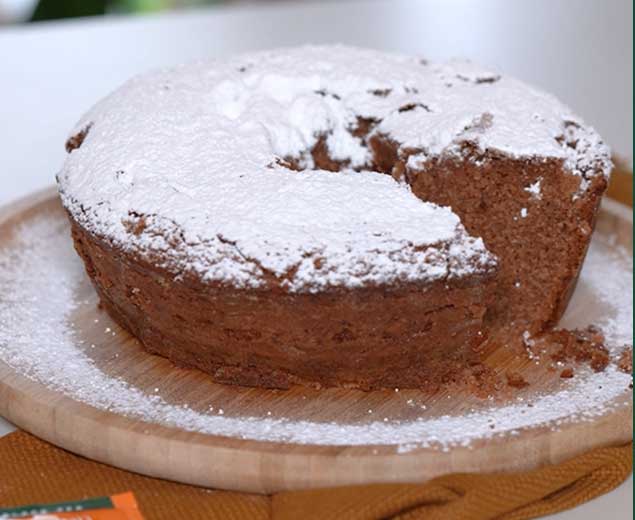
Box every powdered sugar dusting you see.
[57,45,609,291]
[524,178,542,199]
[0,213,630,449]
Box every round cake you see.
[57,46,611,390]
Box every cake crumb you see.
[461,363,503,398]
[617,348,632,374]
[560,368,574,379]
[506,371,530,389]
[548,326,609,372]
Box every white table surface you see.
[0,0,631,516]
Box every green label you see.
[0,496,113,518]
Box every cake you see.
[56,46,611,390]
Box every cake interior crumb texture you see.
[57,45,612,390]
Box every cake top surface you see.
[57,45,609,291]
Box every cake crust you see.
[70,218,495,390]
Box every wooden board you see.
[0,188,632,493]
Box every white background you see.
[0,0,632,517]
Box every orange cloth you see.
[0,431,631,520]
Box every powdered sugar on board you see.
[0,208,631,450]
[57,45,609,292]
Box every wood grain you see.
[0,188,631,493]
[607,157,633,207]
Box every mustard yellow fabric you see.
[0,431,631,520]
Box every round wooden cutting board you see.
[0,188,632,493]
